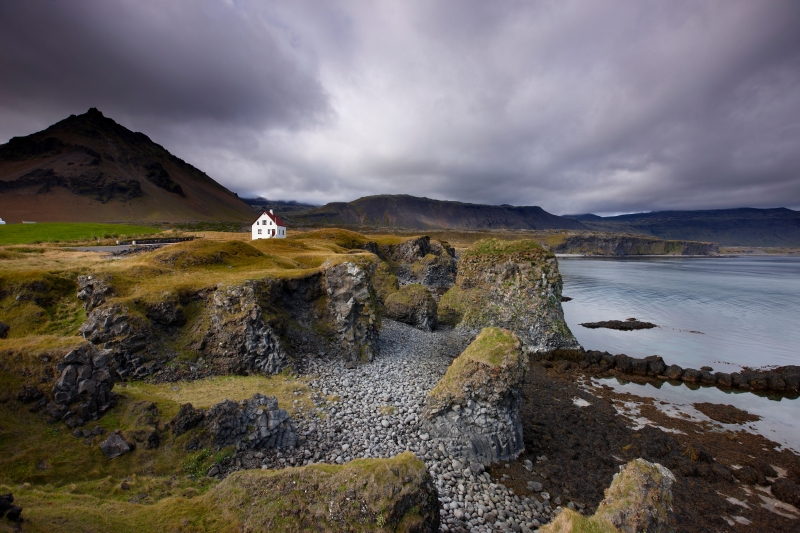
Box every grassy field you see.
[0,222,162,245]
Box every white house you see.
[0,217,5,225]
[252,209,286,240]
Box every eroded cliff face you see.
[543,232,719,256]
[438,239,581,353]
[323,261,380,363]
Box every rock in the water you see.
[383,284,438,331]
[100,432,133,459]
[437,238,580,353]
[423,327,527,464]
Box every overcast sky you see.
[2,0,799,214]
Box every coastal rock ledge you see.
[423,327,527,465]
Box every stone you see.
[383,284,438,331]
[681,368,700,382]
[771,478,800,506]
[0,320,9,339]
[733,465,765,486]
[76,275,113,312]
[100,432,133,459]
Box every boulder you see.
[0,493,22,522]
[383,284,438,331]
[100,431,133,459]
[45,344,117,427]
[423,327,527,465]
[438,238,580,353]
[595,458,676,533]
[0,320,8,339]
[171,403,205,435]
[771,478,800,506]
[663,364,683,380]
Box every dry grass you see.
[118,374,313,417]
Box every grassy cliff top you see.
[0,452,435,533]
[462,238,550,259]
[428,327,521,404]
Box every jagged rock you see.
[541,458,675,533]
[383,284,437,331]
[78,304,159,380]
[145,299,186,327]
[44,344,117,427]
[0,320,8,339]
[438,238,581,353]
[171,403,205,436]
[100,431,133,459]
[76,274,113,311]
[324,261,380,364]
[423,327,527,465]
[171,394,297,452]
[202,283,287,375]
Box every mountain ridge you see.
[0,108,255,223]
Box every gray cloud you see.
[1,0,799,214]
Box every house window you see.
[258,229,262,234]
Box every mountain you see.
[0,108,255,223]
[564,208,800,246]
[293,194,587,230]
[241,197,319,217]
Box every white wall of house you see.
[251,210,286,240]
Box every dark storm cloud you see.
[1,0,799,214]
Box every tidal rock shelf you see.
[218,321,560,533]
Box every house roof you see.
[252,210,286,227]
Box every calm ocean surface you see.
[558,256,800,370]
[558,256,800,451]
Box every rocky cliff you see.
[423,327,527,465]
[542,231,719,255]
[438,239,581,353]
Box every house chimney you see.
[270,209,274,214]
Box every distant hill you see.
[293,194,587,231]
[564,208,800,246]
[0,108,255,223]
[241,197,319,217]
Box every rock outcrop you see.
[324,261,380,363]
[201,283,287,375]
[363,236,458,291]
[540,458,675,533]
[76,274,113,311]
[100,431,134,459]
[210,451,439,532]
[45,344,117,427]
[543,231,719,256]
[438,239,580,353]
[0,493,23,523]
[423,327,527,465]
[383,284,438,331]
[79,304,161,379]
[170,393,297,452]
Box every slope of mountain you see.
[294,194,587,230]
[0,108,255,223]
[564,208,800,246]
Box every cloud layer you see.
[2,0,799,214]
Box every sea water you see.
[558,256,800,451]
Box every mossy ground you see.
[538,509,619,533]
[0,452,432,533]
[0,222,162,245]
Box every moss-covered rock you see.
[438,238,580,353]
[540,458,675,533]
[423,328,527,464]
[383,284,437,331]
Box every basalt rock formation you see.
[324,261,380,363]
[76,274,113,311]
[438,239,581,353]
[364,235,458,291]
[542,231,719,256]
[170,393,297,453]
[423,328,527,465]
[45,344,117,427]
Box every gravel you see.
[238,320,559,532]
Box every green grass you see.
[0,223,162,245]
[464,237,545,257]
